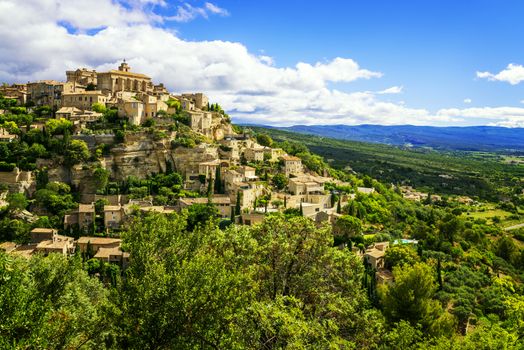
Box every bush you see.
[0,161,16,171]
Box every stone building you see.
[77,236,121,254]
[97,61,153,94]
[181,93,209,110]
[103,205,126,229]
[281,155,303,176]
[66,68,98,87]
[0,84,28,105]
[178,196,232,218]
[364,242,389,270]
[61,90,108,110]
[244,147,265,162]
[188,111,213,135]
[64,203,95,232]
[27,80,75,107]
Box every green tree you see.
[384,245,420,270]
[380,262,455,336]
[214,166,222,194]
[64,139,90,165]
[272,173,288,190]
[333,215,363,243]
[0,252,116,348]
[256,133,273,147]
[93,166,110,190]
[7,192,28,211]
[91,102,106,113]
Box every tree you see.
[93,167,110,190]
[91,102,106,113]
[64,139,90,165]
[45,118,72,135]
[384,245,420,270]
[272,173,288,190]
[438,214,464,244]
[494,235,517,262]
[256,133,273,147]
[7,192,28,211]
[0,252,116,348]
[333,215,362,243]
[235,191,241,216]
[186,203,219,231]
[214,166,222,194]
[380,262,455,336]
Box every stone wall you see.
[73,134,115,149]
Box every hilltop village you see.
[0,62,382,265]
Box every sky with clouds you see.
[2,0,524,127]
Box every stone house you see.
[178,195,232,218]
[64,203,95,231]
[30,228,74,256]
[56,107,102,122]
[61,90,108,110]
[240,211,266,226]
[0,83,28,105]
[35,234,75,256]
[30,228,58,243]
[181,93,209,110]
[262,147,283,162]
[103,205,125,229]
[66,68,98,87]
[117,98,144,125]
[244,147,265,162]
[27,80,75,107]
[94,246,130,267]
[281,155,303,176]
[364,242,389,270]
[77,236,121,254]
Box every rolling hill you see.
[264,124,524,152]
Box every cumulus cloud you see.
[464,98,472,104]
[477,63,524,85]
[2,0,524,127]
[165,2,229,22]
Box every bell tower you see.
[118,59,130,72]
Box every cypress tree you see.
[336,197,341,214]
[300,202,303,216]
[235,191,241,215]
[437,257,443,291]
[214,166,222,194]
[284,196,287,208]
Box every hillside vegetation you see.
[252,126,524,202]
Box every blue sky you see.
[2,0,524,126]
[170,0,524,109]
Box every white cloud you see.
[1,0,524,127]
[477,63,524,85]
[464,98,472,104]
[204,2,229,16]
[377,86,403,94]
[436,107,524,127]
[165,2,229,22]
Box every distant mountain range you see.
[259,124,524,152]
